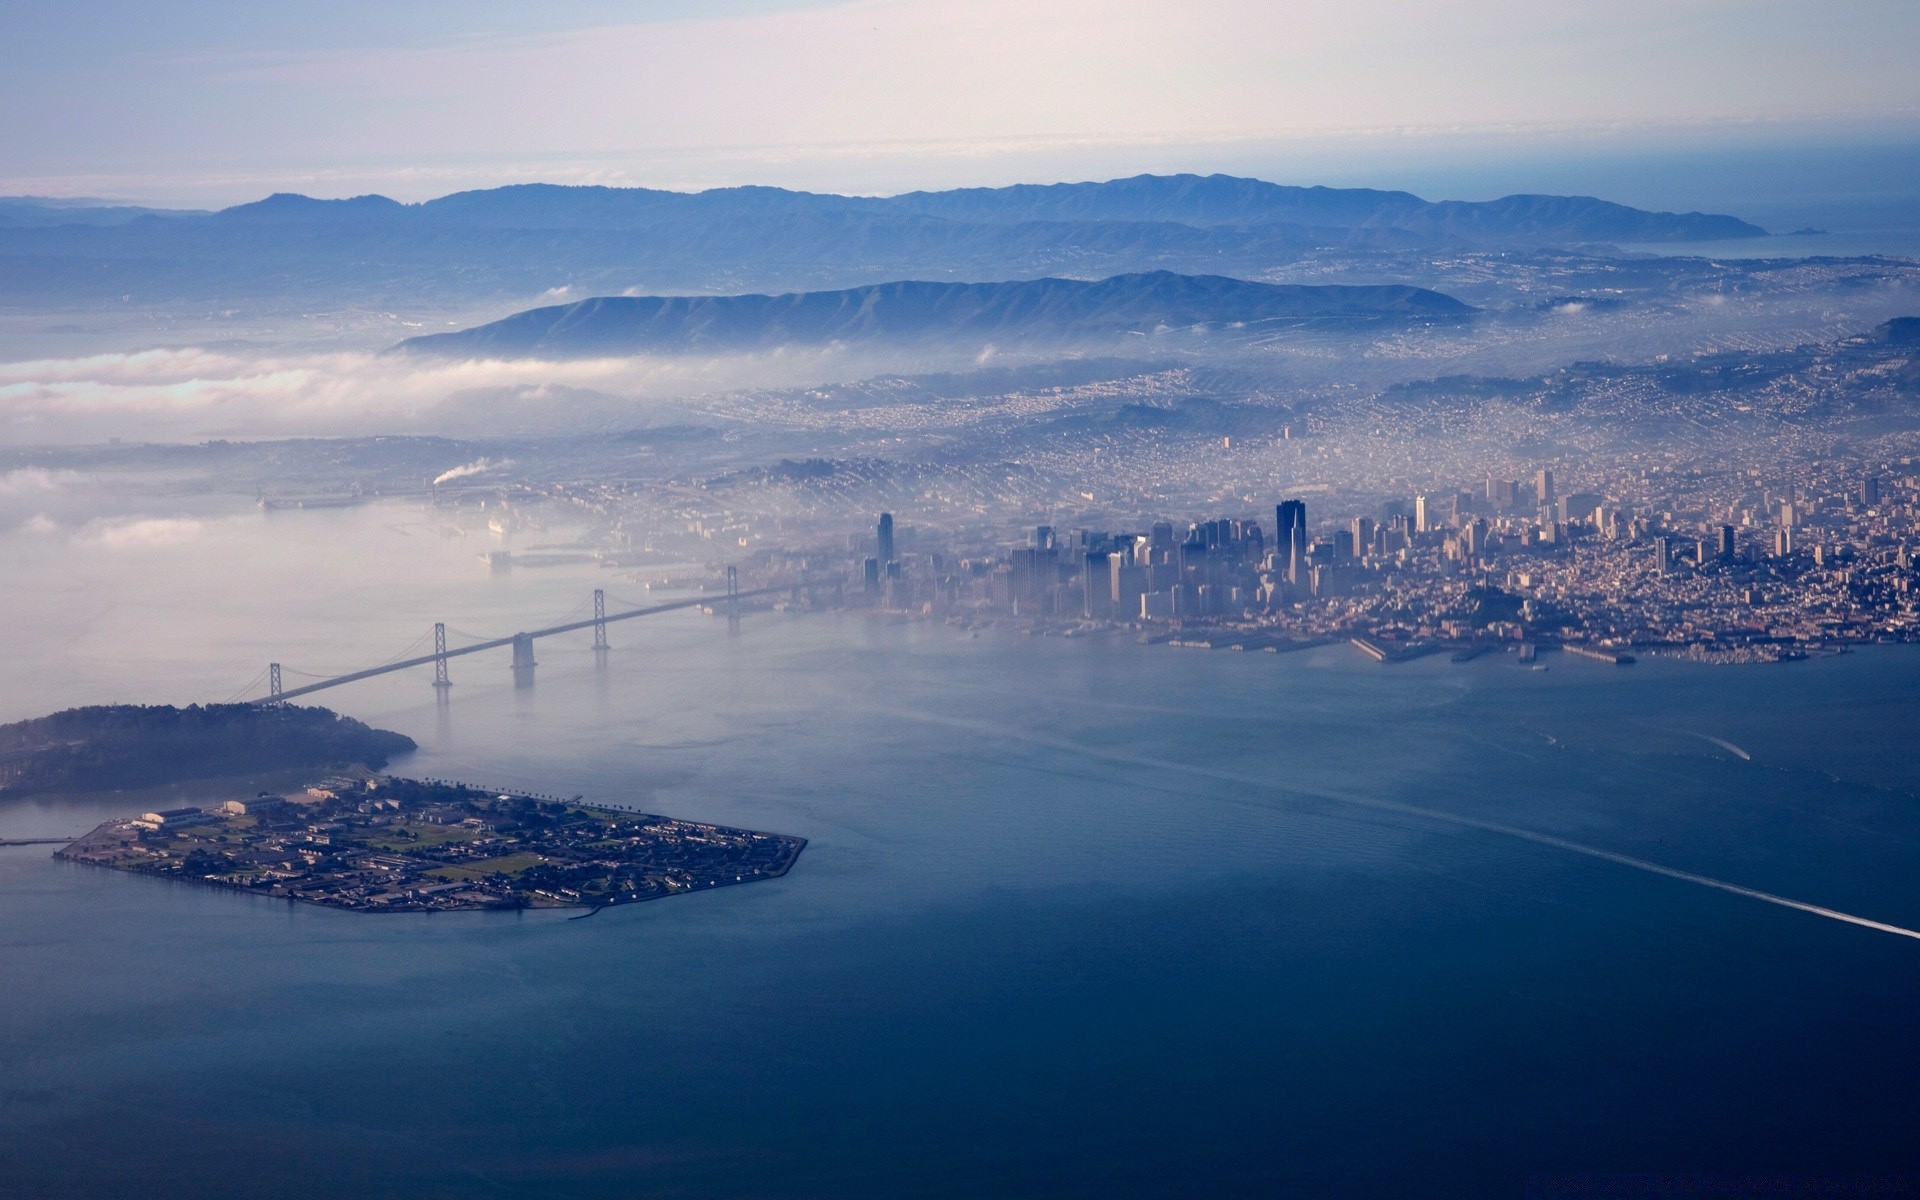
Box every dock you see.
[1564,644,1636,665]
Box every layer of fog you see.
[0,465,249,550]
[0,277,1915,446]
[0,343,988,444]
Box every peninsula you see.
[56,775,805,913]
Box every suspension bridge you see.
[245,568,801,704]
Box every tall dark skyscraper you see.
[1275,499,1306,584]
[1275,499,1305,541]
[877,512,895,564]
[1149,521,1176,556]
[1083,550,1109,618]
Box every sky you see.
[4,0,1920,206]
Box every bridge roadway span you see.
[256,585,789,704]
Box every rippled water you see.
[4,501,1920,1197]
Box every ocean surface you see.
[5,502,1920,1198]
[1308,135,1920,260]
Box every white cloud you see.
[80,516,208,550]
[0,467,83,494]
[0,348,622,438]
[0,341,955,442]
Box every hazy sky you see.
[6,0,1920,205]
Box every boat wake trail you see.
[895,709,1920,943]
[1689,731,1754,761]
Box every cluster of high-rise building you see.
[848,477,1589,623]
[854,499,1393,620]
[820,459,1920,661]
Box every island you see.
[0,704,415,797]
[56,775,806,913]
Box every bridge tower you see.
[433,623,452,690]
[268,662,282,703]
[592,588,610,671]
[726,565,741,636]
[511,632,536,689]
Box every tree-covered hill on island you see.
[0,704,416,796]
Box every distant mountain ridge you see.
[0,196,206,228]
[395,271,1473,359]
[210,173,1762,242]
[0,173,1766,309]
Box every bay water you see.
[4,501,1920,1197]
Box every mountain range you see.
[0,173,1766,308]
[395,271,1474,359]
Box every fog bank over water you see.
[0,344,994,442]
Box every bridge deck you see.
[257,584,789,704]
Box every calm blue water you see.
[5,505,1920,1197]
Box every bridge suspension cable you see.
[247,579,801,705]
[305,631,434,671]
[220,667,271,705]
[274,629,438,682]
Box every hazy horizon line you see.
[9,114,1920,211]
